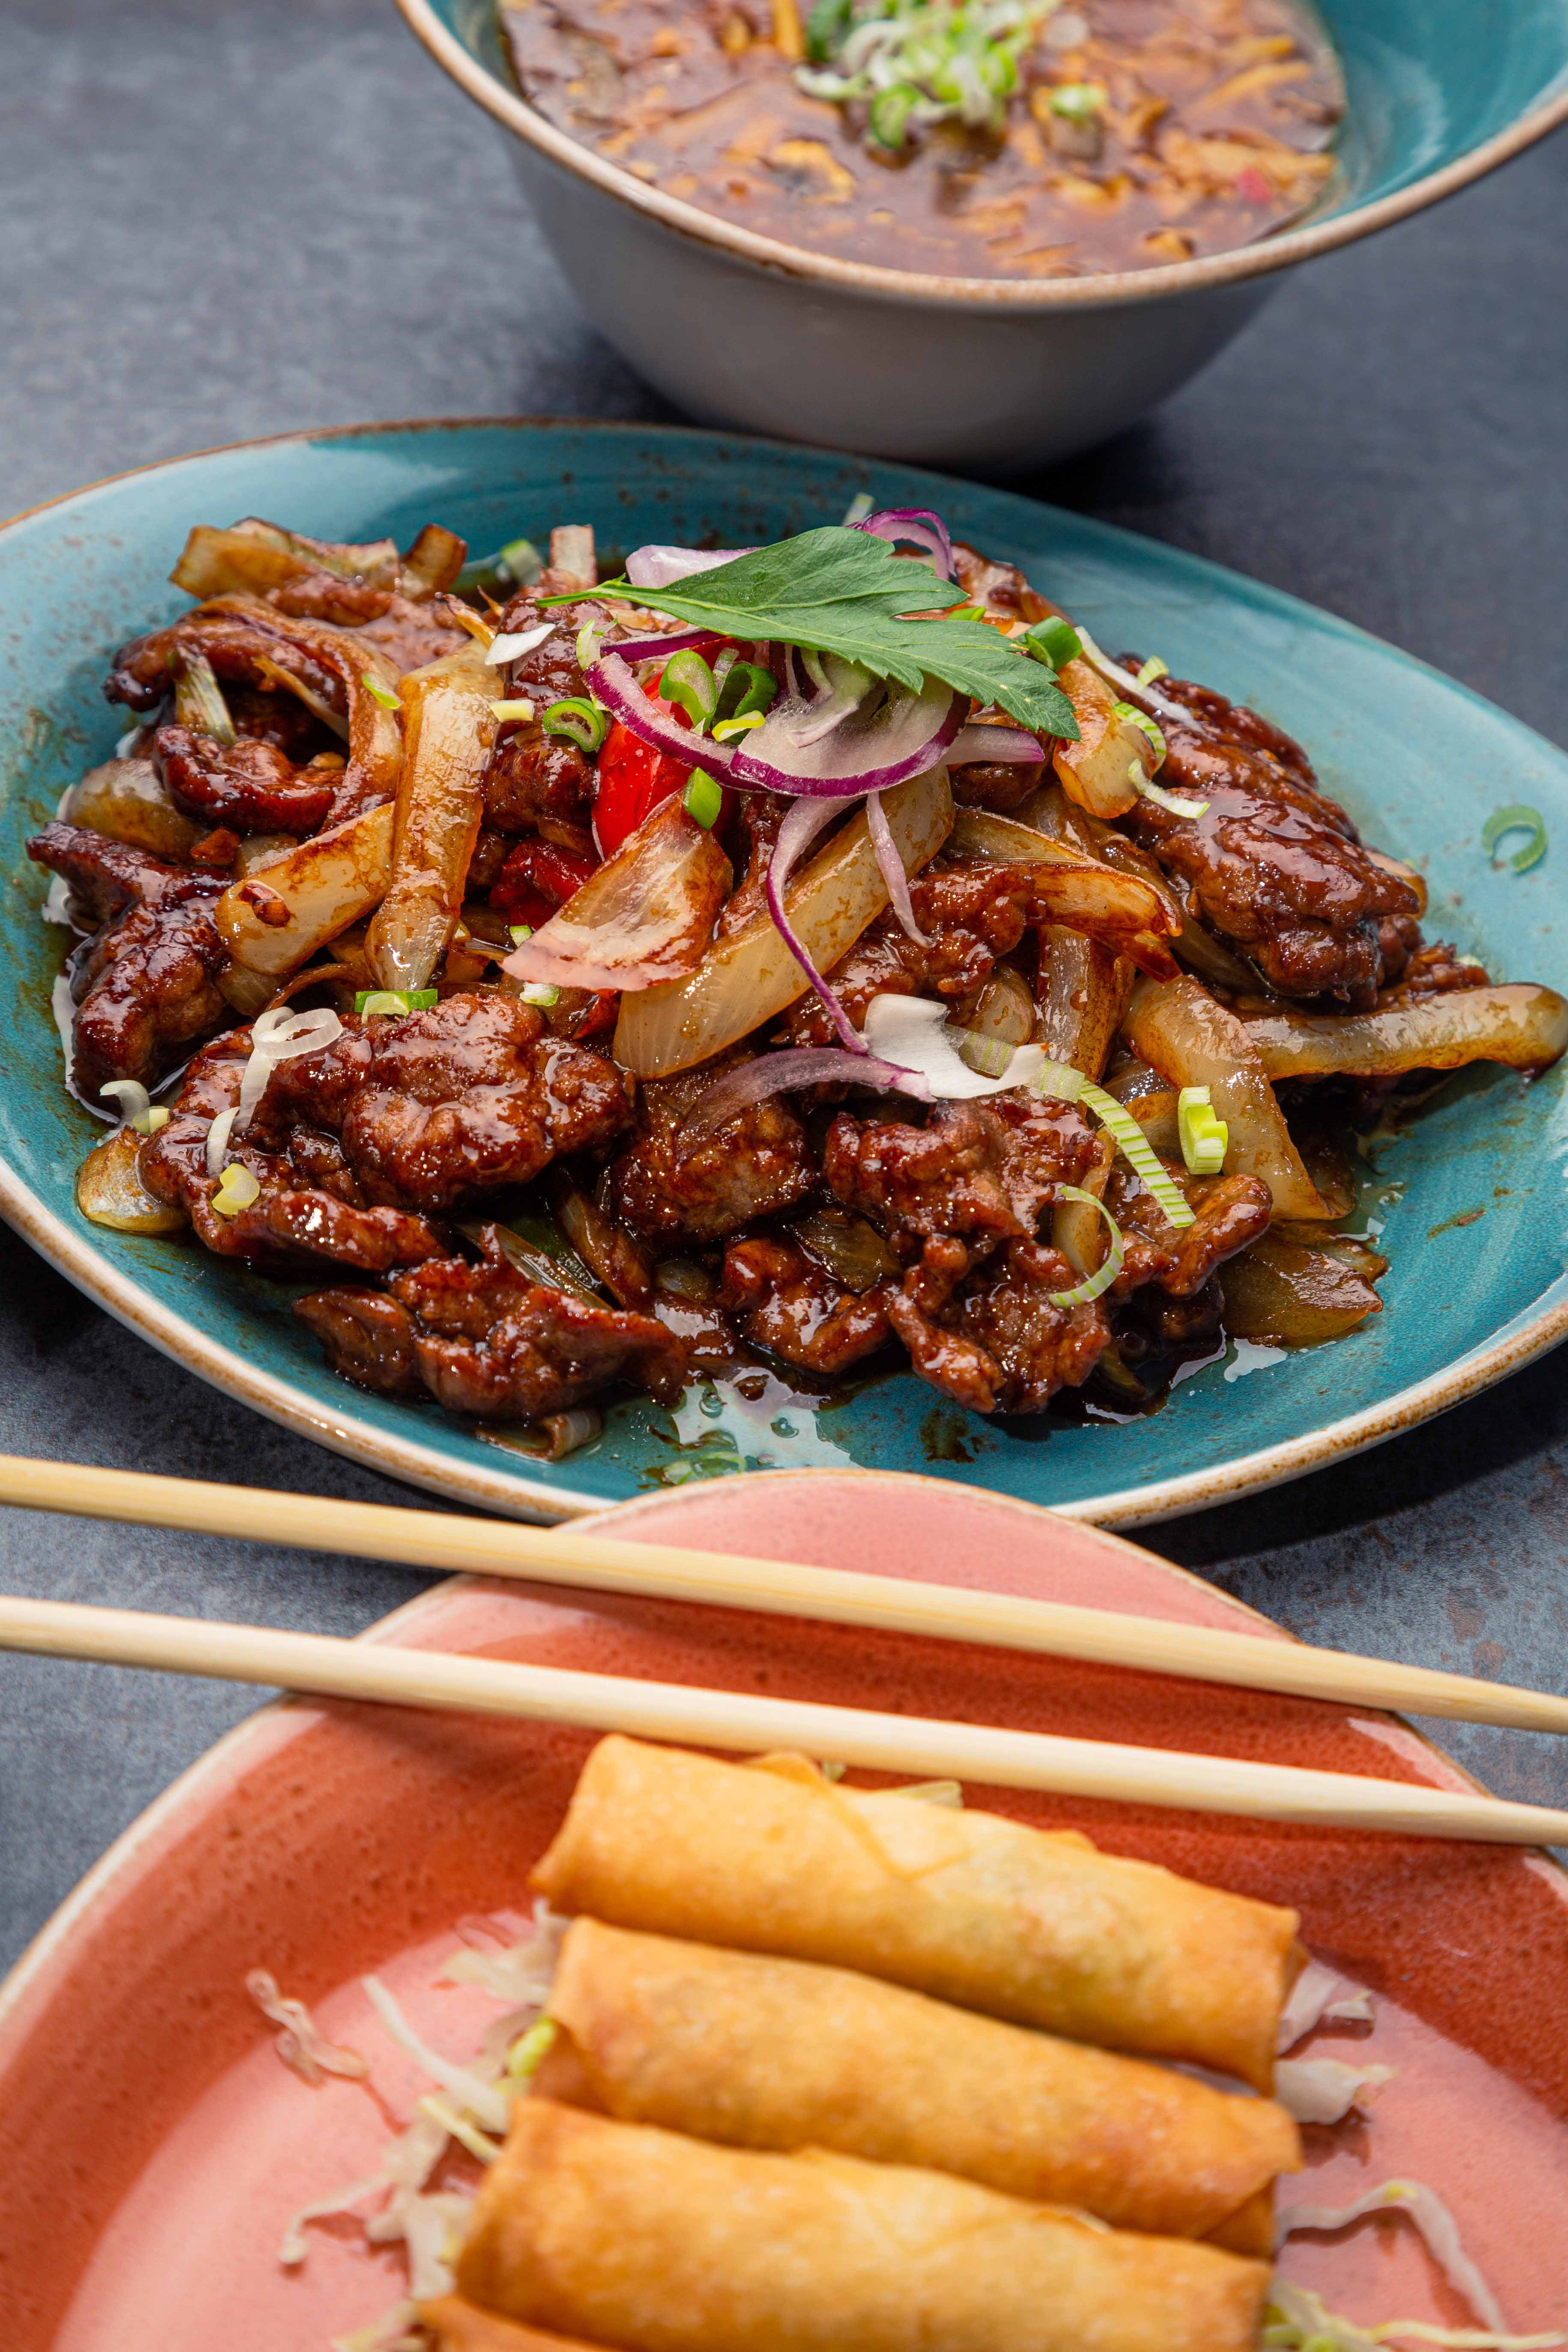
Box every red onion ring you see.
[624,545,756,589]
[763,795,865,1053]
[947,721,1047,766]
[730,672,963,798]
[680,1045,931,1143]
[867,787,928,946]
[589,648,737,777]
[603,625,723,666]
[851,507,954,581]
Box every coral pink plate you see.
[2,1472,1565,2350]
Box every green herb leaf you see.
[557,528,1078,738]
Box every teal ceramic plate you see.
[3,419,1566,1525]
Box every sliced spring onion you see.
[659,649,719,731]
[1024,616,1082,671]
[509,924,533,945]
[712,709,767,740]
[489,698,536,723]
[173,649,237,747]
[521,981,561,1008]
[1045,1187,1125,1305]
[1136,655,1169,686]
[957,1029,1016,1080]
[1029,1060,1196,1228]
[143,1105,170,1134]
[541,696,608,753]
[1049,80,1106,119]
[356,988,438,1015]
[715,659,778,727]
[869,81,920,148]
[361,672,403,712]
[682,768,725,829]
[1134,765,1210,819]
[211,1161,260,1218]
[506,2017,559,2084]
[841,490,875,525]
[1177,1083,1229,1175]
[498,536,542,584]
[1113,700,1166,766]
[1482,803,1547,874]
[575,619,602,670]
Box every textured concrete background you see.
[2,0,1567,1975]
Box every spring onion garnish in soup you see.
[797,0,1066,152]
[1482,804,1547,875]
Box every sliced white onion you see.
[1276,2179,1509,2336]
[862,993,1049,1099]
[1273,2056,1395,2124]
[485,622,556,664]
[237,1005,345,1125]
[624,543,755,588]
[205,1106,238,1178]
[764,794,866,1050]
[100,1078,152,1131]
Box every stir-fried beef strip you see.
[718,1237,893,1380]
[27,822,229,1099]
[482,594,599,839]
[1123,677,1426,1006]
[613,1051,816,1243]
[783,867,1035,1047]
[298,1227,686,1416]
[246,993,635,1215]
[153,726,343,834]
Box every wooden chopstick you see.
[1,1592,1566,1843]
[4,1451,1567,1736]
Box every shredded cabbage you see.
[439,1899,567,2007]
[246,1968,369,2086]
[1266,2281,1565,2350]
[1277,2181,1511,2336]
[361,1975,511,2134]
[1274,2056,1395,2124]
[1279,1960,1377,2052]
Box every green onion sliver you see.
[507,2016,559,2084]
[1078,1081,1194,1227]
[1049,80,1105,121]
[575,619,602,670]
[712,710,767,741]
[490,697,536,723]
[1177,1083,1229,1175]
[1024,616,1081,672]
[522,981,561,1008]
[210,1162,261,1220]
[869,81,920,149]
[510,924,533,945]
[659,649,719,732]
[1136,655,1169,686]
[682,768,725,830]
[841,490,874,525]
[1113,700,1166,768]
[1045,1187,1125,1306]
[1482,803,1547,874]
[498,536,542,585]
[715,659,778,728]
[957,1028,1016,1080]
[355,988,438,1016]
[1134,768,1210,820]
[542,696,608,753]
[361,671,402,712]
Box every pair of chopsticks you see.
[3,1450,1567,1846]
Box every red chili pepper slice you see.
[491,838,599,929]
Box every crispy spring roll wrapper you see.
[421,2300,606,2352]
[456,2102,1270,2352]
[534,1919,1298,2254]
[530,1738,1302,2090]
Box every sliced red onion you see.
[948,721,1047,766]
[732,667,962,798]
[602,625,720,666]
[624,545,756,589]
[851,507,954,581]
[764,794,866,1052]
[588,648,736,777]
[868,788,927,945]
[681,1045,931,1143]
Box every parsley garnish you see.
[547,528,1078,739]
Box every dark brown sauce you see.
[501,0,1343,278]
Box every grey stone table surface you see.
[3,0,1568,1978]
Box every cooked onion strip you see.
[1219,1235,1381,1345]
[1241,985,1568,1081]
[615,767,953,1078]
[1125,974,1329,1219]
[867,786,929,946]
[366,643,494,993]
[215,802,395,977]
[681,1045,932,1143]
[504,794,732,993]
[949,806,1180,974]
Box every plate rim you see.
[4,412,1567,1531]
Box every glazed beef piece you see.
[346,592,469,676]
[140,1032,446,1271]
[717,793,788,938]
[783,866,1035,1047]
[298,1232,686,1417]
[949,758,1046,814]
[154,725,340,835]
[718,1236,891,1379]
[249,991,635,1215]
[899,1236,1113,1417]
[1124,678,1423,1006]
[824,1093,1096,1255]
[950,544,1048,627]
[1110,1167,1273,1300]
[27,822,229,1100]
[482,594,597,836]
[613,1051,816,1244]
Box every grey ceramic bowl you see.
[393,0,1568,468]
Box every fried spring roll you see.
[422,2300,604,2352]
[533,1919,1298,2254]
[530,1738,1301,2090]
[455,2102,1270,2352]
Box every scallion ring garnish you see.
[1030,1061,1195,1229]
[1134,767,1210,820]
[498,536,542,584]
[355,988,437,1016]
[841,489,874,525]
[1113,700,1166,767]
[489,698,536,723]
[1045,1188,1126,1307]
[957,1029,1016,1080]
[714,659,778,728]
[659,649,720,732]
[869,82,920,149]
[541,696,608,753]
[711,710,767,741]
[210,1162,261,1219]
[1482,803,1547,874]
[509,924,533,945]
[682,768,725,830]
[521,981,561,1008]
[575,619,603,670]
[1177,1084,1229,1176]
[361,672,402,712]
[1048,80,1106,121]
[1136,655,1169,686]
[1024,616,1082,672]
[506,2016,559,2084]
